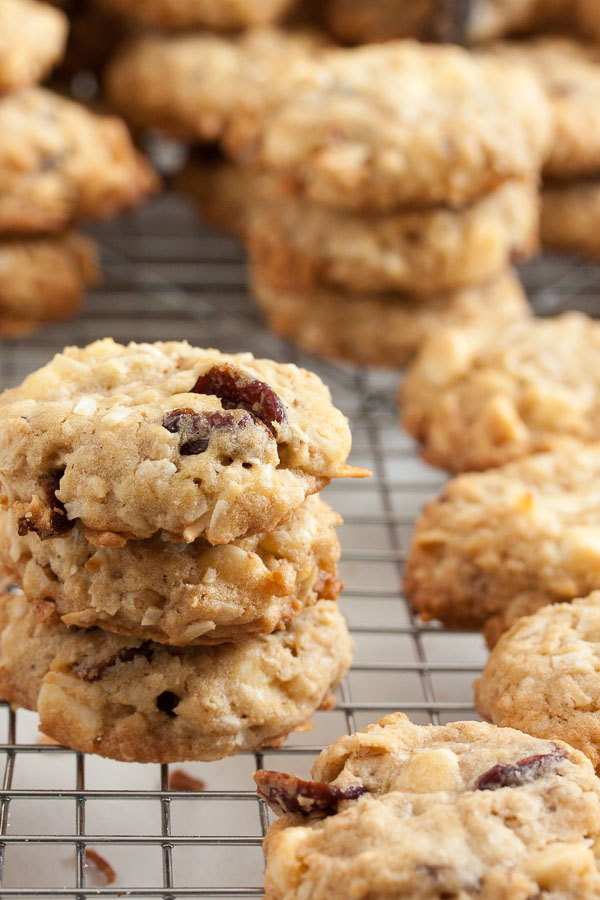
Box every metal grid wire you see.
[0,192,598,898]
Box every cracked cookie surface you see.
[0,495,341,645]
[0,593,352,763]
[255,712,600,899]
[0,338,362,544]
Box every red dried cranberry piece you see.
[17,468,73,540]
[74,642,154,682]
[191,364,287,435]
[162,407,249,455]
[254,770,366,817]
[475,750,566,791]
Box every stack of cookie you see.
[0,338,364,763]
[222,39,551,367]
[0,0,157,338]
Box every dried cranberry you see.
[475,750,566,791]
[254,770,366,817]
[162,408,249,455]
[17,469,73,541]
[191,364,287,435]
[74,642,154,682]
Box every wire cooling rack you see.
[0,192,598,898]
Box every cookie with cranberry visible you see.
[92,0,294,30]
[0,0,67,93]
[224,40,552,212]
[404,441,600,638]
[0,495,341,645]
[0,339,365,545]
[0,593,352,762]
[475,592,600,772]
[255,712,600,900]
[0,232,98,339]
[402,312,600,472]
[252,268,528,369]
[0,87,157,233]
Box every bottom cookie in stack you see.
[0,592,352,763]
[252,268,528,369]
[0,232,98,338]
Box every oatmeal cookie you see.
[92,0,294,30]
[0,338,365,545]
[0,0,67,93]
[542,180,600,258]
[405,441,600,636]
[0,496,341,645]
[0,87,157,233]
[105,29,326,142]
[0,232,98,339]
[475,592,600,772]
[249,178,539,296]
[0,593,352,763]
[324,0,566,45]
[224,40,552,212]
[487,38,600,180]
[252,268,528,369]
[255,712,600,900]
[402,311,600,472]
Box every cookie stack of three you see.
[0,0,157,339]
[0,339,366,763]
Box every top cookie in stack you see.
[0,339,365,762]
[0,0,157,338]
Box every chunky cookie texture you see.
[476,592,600,773]
[248,177,539,296]
[255,713,600,900]
[0,233,98,339]
[106,29,326,142]
[542,180,600,259]
[0,88,157,234]
[487,37,600,180]
[0,339,364,544]
[405,442,600,640]
[0,495,341,645]
[0,0,67,93]
[253,269,528,369]
[92,0,295,30]
[224,40,552,212]
[402,312,600,472]
[0,594,353,763]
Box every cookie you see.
[0,0,67,94]
[405,441,600,638]
[92,0,294,30]
[475,592,600,773]
[0,338,366,545]
[252,268,529,369]
[248,177,539,296]
[106,28,326,143]
[487,38,600,180]
[0,495,341,645]
[176,155,271,237]
[255,712,600,900]
[541,180,600,258]
[0,87,157,233]
[576,0,600,41]
[402,311,600,473]
[0,232,98,339]
[324,0,566,45]
[224,40,552,212]
[0,593,352,763]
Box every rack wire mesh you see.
[0,191,597,898]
